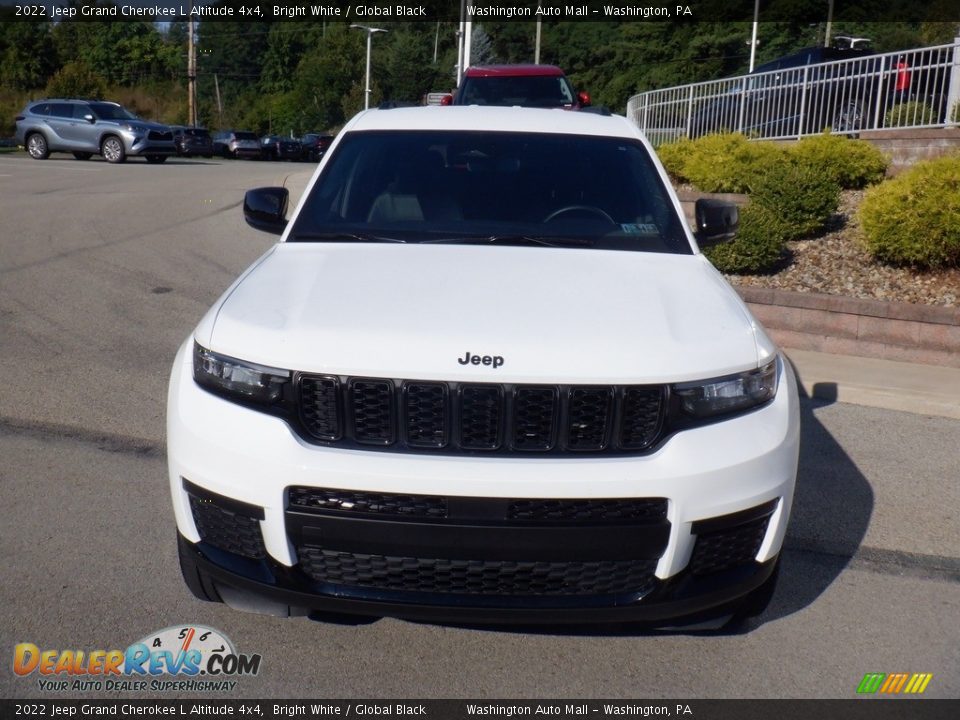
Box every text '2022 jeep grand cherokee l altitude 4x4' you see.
[15,99,175,163]
[167,106,800,628]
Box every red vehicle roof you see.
[463,64,566,78]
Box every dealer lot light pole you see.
[350,24,388,110]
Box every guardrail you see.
[627,40,960,144]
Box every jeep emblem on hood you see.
[458,351,504,369]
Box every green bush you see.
[44,61,106,100]
[654,137,692,183]
[859,154,960,268]
[749,159,841,240]
[704,203,788,274]
[883,101,938,128]
[661,133,787,193]
[789,133,888,189]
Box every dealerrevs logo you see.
[13,625,261,693]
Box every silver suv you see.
[14,99,175,163]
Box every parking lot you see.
[1,152,958,699]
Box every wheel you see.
[26,133,49,160]
[145,155,167,164]
[100,135,126,163]
[543,205,617,224]
[72,152,92,161]
[833,102,864,134]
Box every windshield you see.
[458,76,576,108]
[234,132,258,141]
[89,103,138,121]
[289,130,690,254]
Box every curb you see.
[738,287,960,368]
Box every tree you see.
[1,22,57,90]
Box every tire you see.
[26,133,49,160]
[72,152,93,161]
[100,135,126,164]
[833,102,864,135]
[145,155,167,164]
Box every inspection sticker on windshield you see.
[621,223,659,235]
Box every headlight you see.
[673,358,778,419]
[193,342,290,405]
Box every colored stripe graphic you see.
[904,673,934,694]
[857,672,933,694]
[880,672,909,693]
[857,673,886,693]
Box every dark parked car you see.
[298,133,334,162]
[689,36,879,137]
[172,126,214,158]
[260,134,302,161]
[450,64,590,109]
[688,36,953,138]
[212,130,261,159]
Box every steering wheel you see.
[543,205,616,224]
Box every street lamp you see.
[350,24,388,110]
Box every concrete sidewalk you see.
[786,348,960,420]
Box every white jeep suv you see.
[167,106,800,627]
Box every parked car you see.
[168,105,800,628]
[298,132,334,162]
[690,36,878,137]
[212,130,261,159]
[260,134,302,161]
[173,126,214,158]
[14,98,175,163]
[449,64,590,109]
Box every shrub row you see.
[657,132,887,193]
[859,153,960,269]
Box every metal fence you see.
[627,40,960,145]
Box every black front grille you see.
[298,375,665,455]
[689,515,772,576]
[148,130,173,141]
[188,493,266,560]
[297,548,658,597]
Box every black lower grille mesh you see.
[298,375,665,455]
[689,516,771,575]
[188,495,266,560]
[509,498,668,523]
[298,547,658,596]
[288,487,448,519]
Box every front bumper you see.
[167,339,800,623]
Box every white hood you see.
[202,243,764,384]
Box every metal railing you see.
[627,41,960,145]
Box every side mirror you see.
[577,91,591,107]
[244,187,289,235]
[694,198,739,245]
[83,114,95,124]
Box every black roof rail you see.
[580,105,612,116]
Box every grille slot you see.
[689,515,772,576]
[350,379,394,444]
[459,385,503,449]
[297,548,658,597]
[188,494,265,560]
[300,375,341,440]
[404,382,448,448]
[298,375,666,455]
[566,387,614,450]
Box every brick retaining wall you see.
[738,287,960,368]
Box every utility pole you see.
[187,3,196,126]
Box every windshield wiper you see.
[292,232,407,243]
[422,235,594,248]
